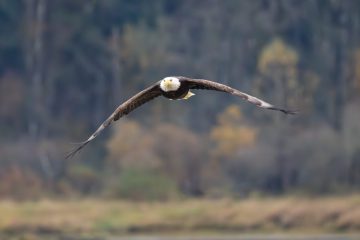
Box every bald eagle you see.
[66,76,296,158]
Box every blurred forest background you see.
[1,0,360,200]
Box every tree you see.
[106,119,207,197]
[256,38,299,117]
[209,105,259,195]
[256,38,299,192]
[210,105,257,159]
[24,0,49,138]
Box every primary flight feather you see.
[66,76,296,159]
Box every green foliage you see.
[106,168,179,201]
[67,164,101,194]
[106,119,206,197]
[0,0,360,199]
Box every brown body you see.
[161,82,190,99]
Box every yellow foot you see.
[182,91,195,100]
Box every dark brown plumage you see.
[66,76,296,159]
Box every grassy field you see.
[0,195,359,238]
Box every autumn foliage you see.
[210,105,257,158]
[0,1,360,200]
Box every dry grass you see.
[0,195,359,237]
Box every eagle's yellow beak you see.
[165,80,172,89]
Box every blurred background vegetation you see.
[0,0,360,201]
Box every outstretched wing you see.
[66,83,162,159]
[181,78,297,114]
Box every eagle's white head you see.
[160,77,181,92]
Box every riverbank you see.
[0,195,359,238]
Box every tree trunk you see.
[25,0,48,139]
[110,27,123,104]
[24,0,54,180]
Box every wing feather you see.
[182,78,297,114]
[66,83,162,159]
